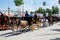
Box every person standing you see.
[25,11,29,17]
[29,12,33,17]
[33,13,38,23]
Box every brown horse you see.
[10,17,41,32]
[10,19,28,32]
[31,17,41,31]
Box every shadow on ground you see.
[51,38,60,40]
[58,24,60,25]
[51,29,60,32]
[0,29,31,37]
[36,33,60,36]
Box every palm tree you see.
[14,0,24,16]
[14,0,24,6]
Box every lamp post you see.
[8,0,10,25]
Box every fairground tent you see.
[4,11,14,17]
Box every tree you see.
[14,0,24,6]
[35,7,43,13]
[52,6,59,14]
[54,6,59,14]
[14,0,24,16]
[35,7,46,16]
[46,8,52,16]
[46,8,54,24]
[42,9,46,16]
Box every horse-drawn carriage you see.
[0,12,41,31]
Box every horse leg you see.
[37,21,41,29]
[15,25,18,31]
[16,26,18,31]
[11,24,14,31]
[31,24,35,31]
[3,24,7,30]
[0,25,2,29]
[0,25,3,30]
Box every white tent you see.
[53,14,60,17]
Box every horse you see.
[32,16,41,30]
[20,16,41,31]
[10,16,41,32]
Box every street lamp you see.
[8,0,10,25]
[8,0,10,17]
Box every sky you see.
[0,0,60,12]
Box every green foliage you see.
[35,6,59,16]
[35,7,43,13]
[46,8,52,16]
[42,9,46,16]
[14,0,24,6]
[35,7,46,16]
[52,6,59,14]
